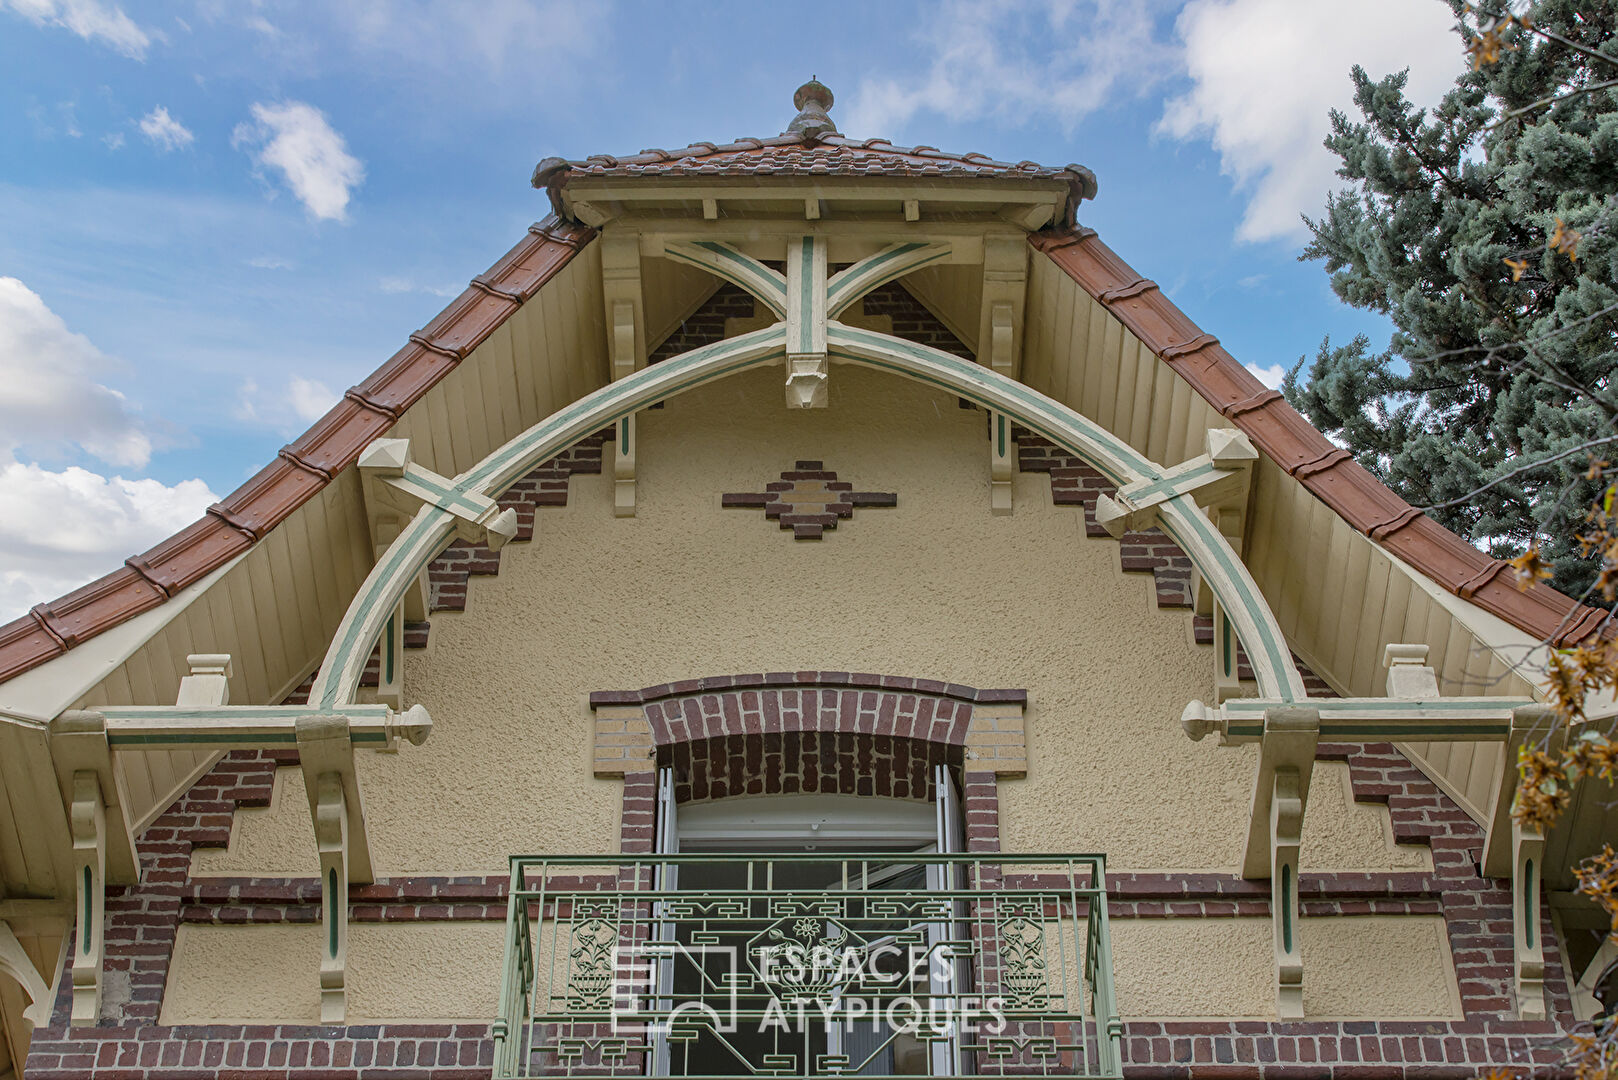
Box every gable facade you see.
[1,82,1609,1080]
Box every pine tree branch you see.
[1420,435,1618,513]
[1403,302,1618,364]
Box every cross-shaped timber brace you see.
[358,438,517,708]
[1093,428,1258,538]
[665,237,953,411]
[666,235,1027,511]
[1181,645,1541,1019]
[55,654,431,1025]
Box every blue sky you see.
[0,0,1466,618]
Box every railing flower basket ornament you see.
[494,853,1122,1080]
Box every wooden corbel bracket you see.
[48,709,139,1027]
[296,713,367,1024]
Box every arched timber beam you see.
[825,323,1305,703]
[309,321,1305,709]
[826,242,951,318]
[663,241,787,319]
[306,324,789,711]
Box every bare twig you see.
[1487,77,1618,129]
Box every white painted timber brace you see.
[47,705,138,1027]
[358,438,518,549]
[1181,644,1546,1018]
[784,234,829,409]
[0,921,54,1028]
[1094,428,1257,538]
[64,654,431,1026]
[977,235,1026,516]
[297,714,356,1023]
[601,231,645,515]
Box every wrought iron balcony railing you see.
[494,853,1121,1080]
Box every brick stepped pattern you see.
[24,749,501,1079]
[1017,429,1194,607]
[277,431,610,703]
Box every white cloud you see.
[0,0,152,59]
[138,105,193,151]
[844,0,1174,138]
[0,278,215,622]
[1245,362,1287,390]
[102,130,125,150]
[247,255,294,270]
[288,376,336,422]
[234,374,338,430]
[232,100,365,221]
[0,276,150,467]
[379,276,458,298]
[0,464,217,620]
[1159,0,1458,243]
[331,0,607,77]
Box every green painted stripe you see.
[825,321,1302,700]
[1160,499,1298,700]
[399,468,487,519]
[100,705,391,719]
[826,243,939,311]
[1320,723,1511,737]
[1222,699,1529,716]
[797,236,815,354]
[106,731,389,746]
[1125,460,1220,503]
[690,242,787,309]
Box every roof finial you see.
[787,78,838,139]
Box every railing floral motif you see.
[494,854,1121,1080]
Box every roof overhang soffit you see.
[555,175,1073,232]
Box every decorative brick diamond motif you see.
[722,461,896,539]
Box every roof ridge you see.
[1031,227,1608,650]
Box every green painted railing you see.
[494,853,1121,1080]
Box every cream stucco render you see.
[1112,916,1461,1020]
[193,364,1428,877]
[159,914,1459,1025]
[160,923,505,1025]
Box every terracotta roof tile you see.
[0,217,594,685]
[1032,227,1608,648]
[533,132,1099,226]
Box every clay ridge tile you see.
[1032,226,1608,649]
[562,131,1085,183]
[0,216,595,686]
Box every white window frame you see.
[649,768,969,1077]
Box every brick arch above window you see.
[588,672,1027,778]
[589,673,1025,855]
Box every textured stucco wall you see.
[1113,916,1461,1020]
[159,914,1459,1025]
[193,363,1428,878]
[160,923,505,1024]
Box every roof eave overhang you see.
[554,173,1076,232]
